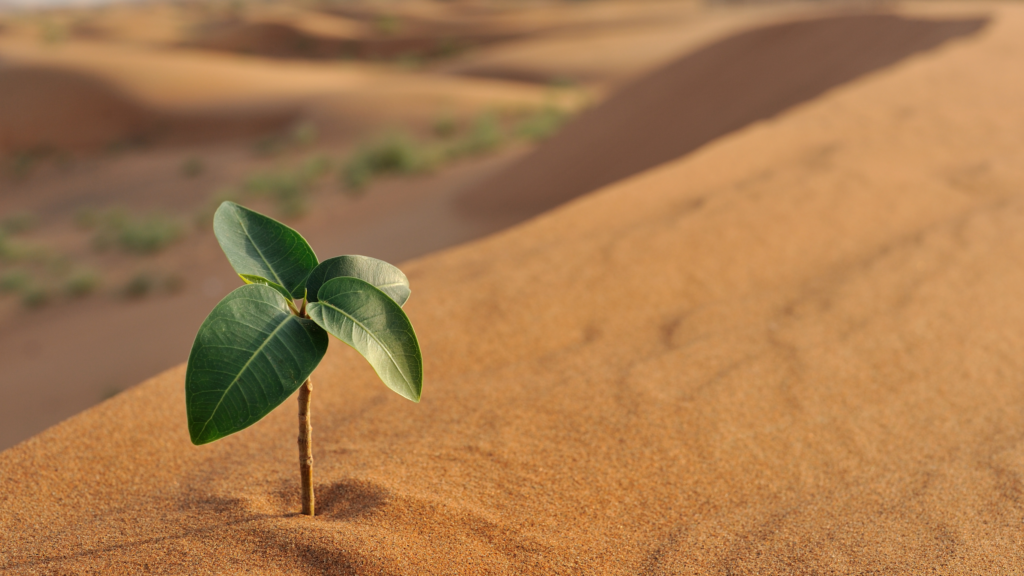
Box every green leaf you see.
[305,255,410,306]
[239,274,297,311]
[213,201,317,299]
[186,284,328,445]
[307,277,422,402]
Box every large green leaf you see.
[186,284,328,445]
[213,201,318,298]
[307,277,422,402]
[305,255,410,306]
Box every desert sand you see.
[0,0,788,449]
[3,0,1024,573]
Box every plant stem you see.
[298,377,314,516]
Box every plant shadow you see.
[314,478,390,521]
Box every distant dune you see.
[457,13,987,225]
[0,64,295,151]
[183,19,523,60]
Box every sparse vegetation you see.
[0,212,37,235]
[64,270,99,297]
[433,114,458,139]
[515,105,568,142]
[0,232,54,265]
[120,270,183,299]
[81,208,184,255]
[243,156,332,217]
[253,121,319,157]
[21,286,50,308]
[5,149,51,180]
[0,270,30,293]
[39,20,67,44]
[121,271,154,299]
[374,14,401,36]
[341,131,438,191]
[0,232,95,307]
[339,106,573,191]
[181,156,206,178]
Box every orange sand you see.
[3,2,1024,573]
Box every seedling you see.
[185,201,422,516]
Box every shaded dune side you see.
[457,13,987,223]
[0,66,296,152]
[183,21,523,60]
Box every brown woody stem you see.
[298,377,314,516]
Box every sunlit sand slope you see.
[458,13,987,225]
[3,3,1024,574]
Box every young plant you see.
[185,201,423,516]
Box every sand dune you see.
[0,64,296,151]
[457,12,988,225]
[183,19,523,60]
[0,38,564,148]
[0,65,156,151]
[435,3,796,88]
[4,1,1023,572]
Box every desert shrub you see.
[181,156,206,178]
[375,14,401,35]
[253,121,319,157]
[0,212,37,235]
[39,21,66,44]
[88,209,183,255]
[433,114,458,139]
[64,270,99,297]
[341,132,438,191]
[22,286,49,308]
[0,270,30,293]
[448,112,503,157]
[0,233,51,263]
[337,106,571,192]
[516,106,568,142]
[243,166,319,218]
[121,272,154,299]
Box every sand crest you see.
[457,13,987,227]
[3,2,1024,574]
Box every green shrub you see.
[22,286,49,308]
[516,106,568,142]
[89,209,183,255]
[341,132,437,191]
[122,272,154,299]
[244,170,311,218]
[64,270,99,297]
[0,212,37,235]
[181,156,206,178]
[433,114,458,139]
[253,121,319,156]
[0,233,50,263]
[0,270,30,293]
[452,112,503,157]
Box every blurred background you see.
[0,0,986,449]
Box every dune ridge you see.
[0,64,296,151]
[3,2,1024,574]
[457,12,988,225]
